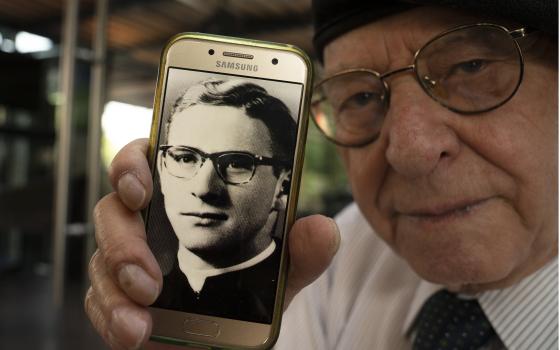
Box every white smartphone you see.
[144,33,312,349]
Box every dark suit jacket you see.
[152,241,281,324]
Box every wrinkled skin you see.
[325,7,557,293]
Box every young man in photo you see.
[149,78,295,323]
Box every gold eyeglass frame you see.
[312,23,532,147]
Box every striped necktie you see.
[413,290,497,350]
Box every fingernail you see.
[109,308,147,350]
[118,172,146,211]
[118,264,159,305]
[328,218,341,256]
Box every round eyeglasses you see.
[160,145,283,185]
[311,23,532,147]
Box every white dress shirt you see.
[276,203,558,350]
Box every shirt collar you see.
[402,258,558,349]
[177,240,277,293]
[478,258,558,350]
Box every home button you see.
[183,317,221,338]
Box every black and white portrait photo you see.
[146,68,302,324]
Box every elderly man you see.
[85,0,557,349]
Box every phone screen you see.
[146,66,304,324]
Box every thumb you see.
[284,215,340,310]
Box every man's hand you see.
[84,138,340,350]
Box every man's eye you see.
[172,152,198,164]
[339,91,379,111]
[226,159,253,171]
[453,59,487,74]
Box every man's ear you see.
[271,169,291,211]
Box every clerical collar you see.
[177,240,277,293]
[402,258,558,349]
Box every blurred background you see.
[0,0,351,349]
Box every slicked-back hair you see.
[164,78,297,173]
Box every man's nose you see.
[189,160,224,198]
[384,79,461,179]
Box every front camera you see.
[272,58,278,65]
[208,49,215,55]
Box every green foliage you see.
[297,118,352,217]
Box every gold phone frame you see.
[145,32,313,349]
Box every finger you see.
[284,215,340,309]
[85,287,113,347]
[94,193,162,305]
[108,138,153,211]
[85,287,136,350]
[88,250,153,349]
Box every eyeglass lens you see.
[313,71,387,146]
[415,25,522,112]
[312,24,523,147]
[164,147,256,184]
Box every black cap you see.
[312,0,558,61]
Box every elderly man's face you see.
[159,104,286,259]
[324,7,558,291]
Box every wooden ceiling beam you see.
[12,0,171,42]
[106,9,312,55]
